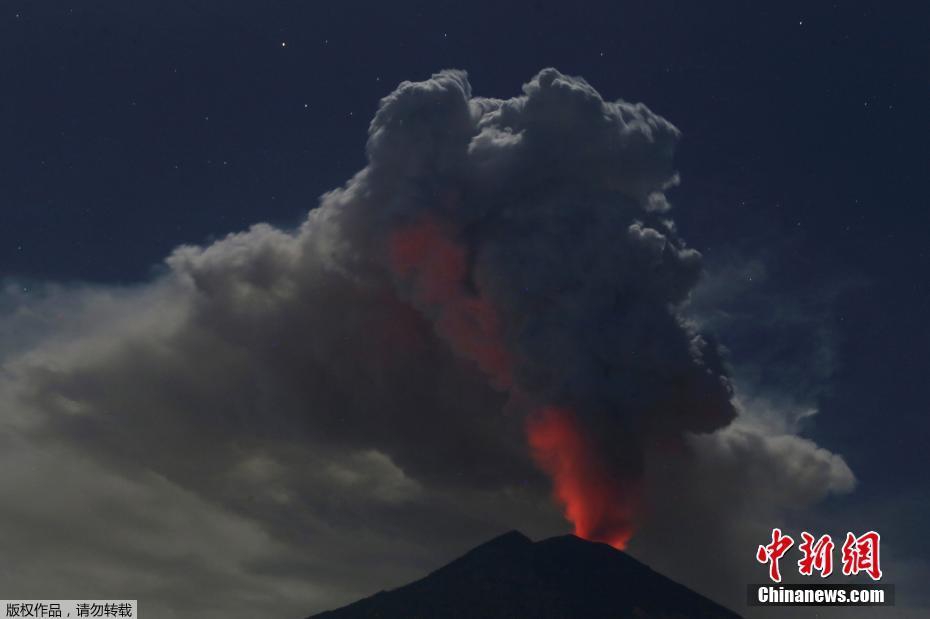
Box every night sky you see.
[2,2,928,617]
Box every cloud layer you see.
[1,69,858,616]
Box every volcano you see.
[307,531,741,618]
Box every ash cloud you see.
[0,69,858,616]
[329,69,739,532]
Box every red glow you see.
[390,217,512,389]
[389,218,638,547]
[526,407,638,549]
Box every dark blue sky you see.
[3,0,928,568]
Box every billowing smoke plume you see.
[325,68,736,546]
[0,69,855,616]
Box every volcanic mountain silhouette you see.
[308,531,742,618]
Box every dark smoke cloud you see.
[325,69,738,542]
[0,69,859,617]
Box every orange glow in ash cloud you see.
[391,217,639,547]
[390,216,512,389]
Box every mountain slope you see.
[308,531,741,618]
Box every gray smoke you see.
[324,69,738,524]
[0,69,855,617]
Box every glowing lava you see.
[526,406,639,549]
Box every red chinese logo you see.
[758,529,882,582]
